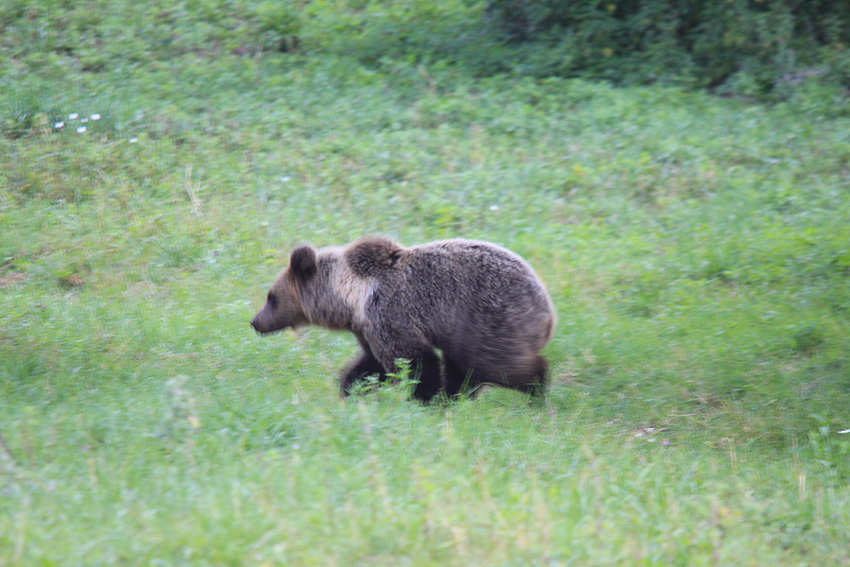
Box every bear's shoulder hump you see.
[344,236,404,278]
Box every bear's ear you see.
[289,245,317,282]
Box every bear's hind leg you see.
[513,355,548,397]
[443,354,548,398]
[443,355,477,398]
[340,350,386,397]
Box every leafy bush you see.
[3,0,847,109]
[484,0,850,102]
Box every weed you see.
[807,414,850,483]
[792,325,826,356]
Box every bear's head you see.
[251,237,400,335]
[250,245,318,334]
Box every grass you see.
[2,1,850,565]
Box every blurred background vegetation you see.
[485,0,850,100]
[2,0,849,111]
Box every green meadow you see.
[1,1,849,565]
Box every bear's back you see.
[389,239,554,354]
[404,239,547,300]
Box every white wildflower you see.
[91,113,101,120]
[69,113,79,120]
[54,121,64,129]
[77,126,86,133]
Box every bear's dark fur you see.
[251,237,556,401]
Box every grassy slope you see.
[1,2,849,565]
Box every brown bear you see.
[250,237,556,401]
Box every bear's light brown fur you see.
[251,236,555,401]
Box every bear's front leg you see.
[359,332,444,402]
[410,349,443,402]
[340,349,386,397]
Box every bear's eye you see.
[267,292,278,308]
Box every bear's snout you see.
[250,317,262,333]
[250,315,276,334]
[251,301,298,334]
[250,305,273,334]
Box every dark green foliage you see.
[3,0,848,106]
[485,0,850,101]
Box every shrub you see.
[484,0,850,100]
